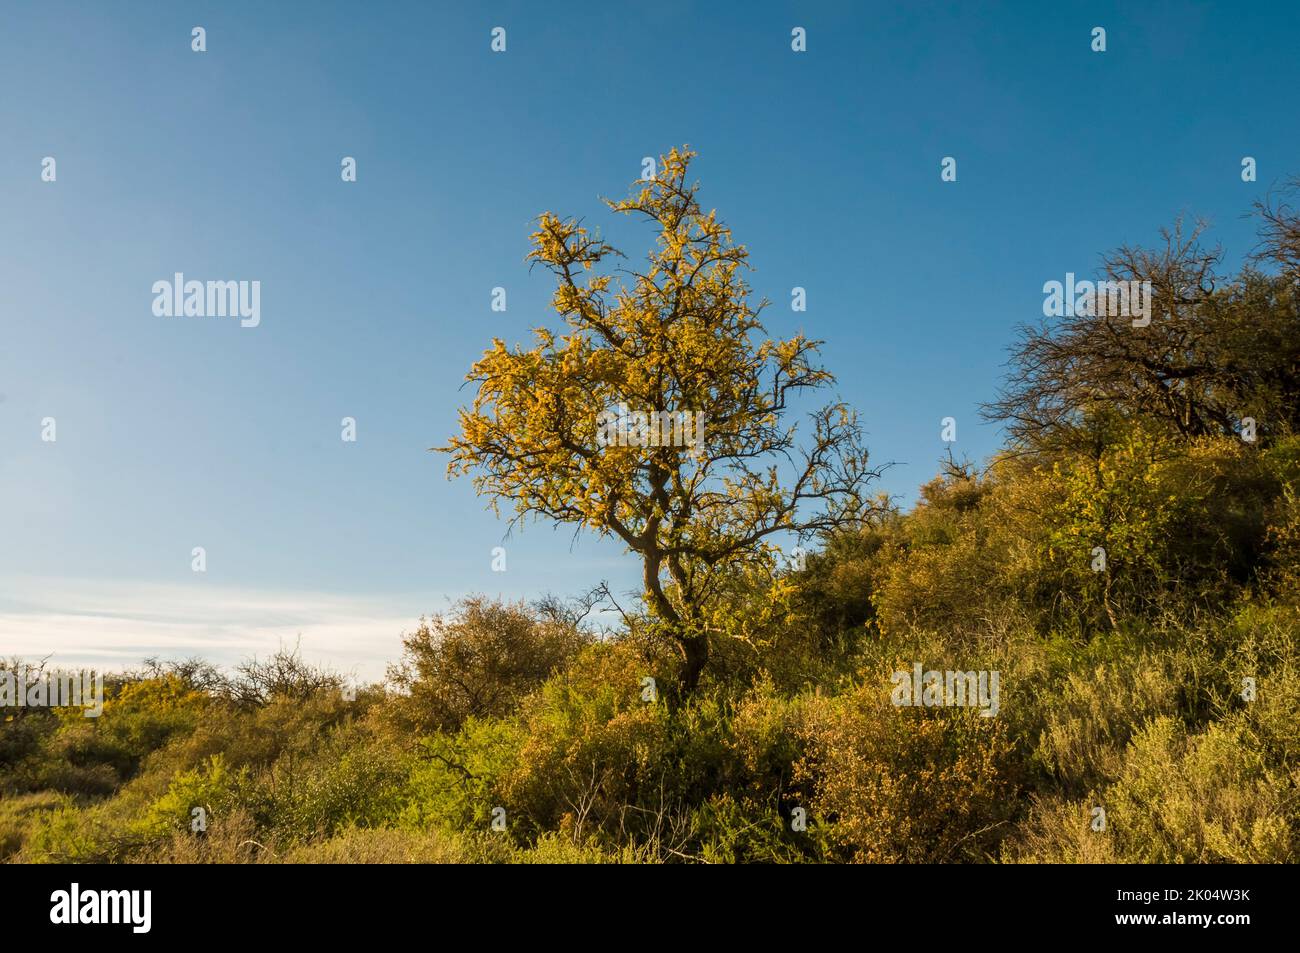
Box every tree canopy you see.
[442,147,882,696]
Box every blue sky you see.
[2,0,1297,677]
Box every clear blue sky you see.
[2,1,1297,675]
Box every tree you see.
[985,213,1300,452]
[1252,175,1300,276]
[442,147,881,699]
[227,643,341,708]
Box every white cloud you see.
[0,576,433,682]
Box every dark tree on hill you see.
[985,198,1300,452]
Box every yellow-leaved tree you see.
[442,147,881,699]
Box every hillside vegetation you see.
[4,156,1298,864]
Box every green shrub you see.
[1034,658,1179,796]
[388,596,590,733]
[795,673,1016,863]
[1107,716,1295,863]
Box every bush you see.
[499,641,671,843]
[796,673,1016,863]
[0,791,65,861]
[1107,716,1295,863]
[388,596,590,733]
[1034,658,1179,797]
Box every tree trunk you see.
[640,538,710,703]
[678,632,709,697]
[1102,571,1119,632]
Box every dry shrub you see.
[795,676,1016,862]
